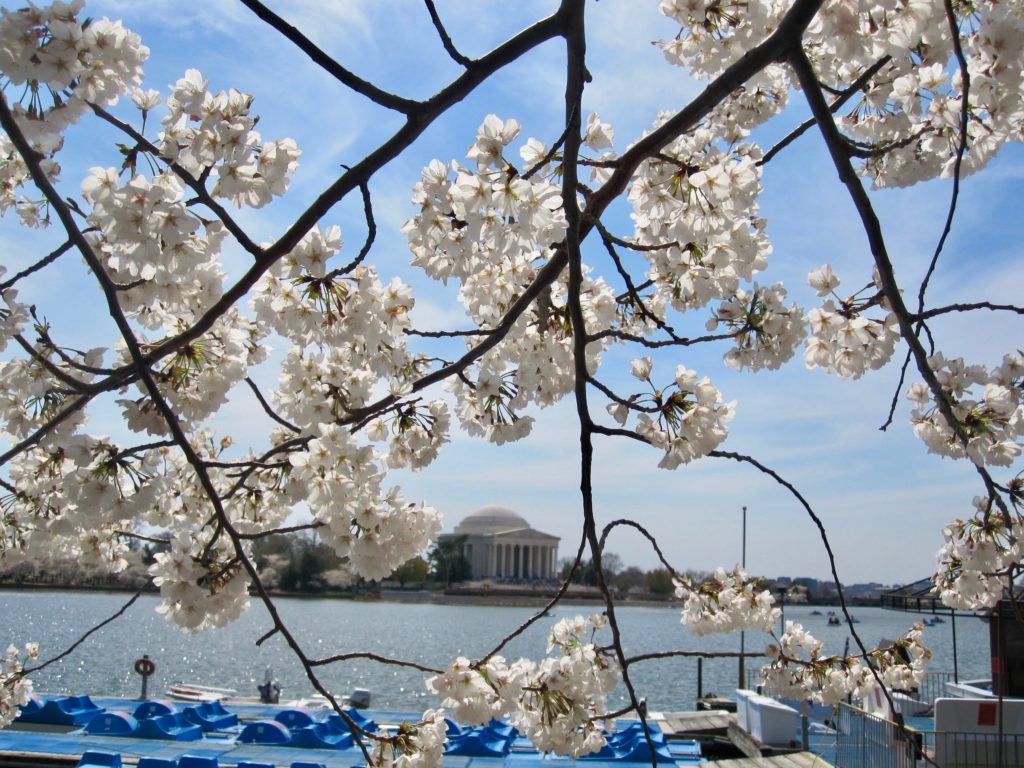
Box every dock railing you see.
[834,702,1024,768]
[834,703,918,768]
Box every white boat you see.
[166,682,371,710]
[166,683,237,703]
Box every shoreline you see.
[0,581,880,608]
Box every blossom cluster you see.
[656,0,1024,189]
[933,496,1023,610]
[287,424,442,581]
[0,642,38,728]
[403,115,618,445]
[675,567,780,636]
[608,358,735,468]
[149,532,251,632]
[803,265,900,379]
[158,69,301,208]
[909,352,1024,467]
[370,709,448,768]
[628,129,770,316]
[0,0,147,223]
[708,283,806,372]
[427,615,619,757]
[761,621,931,706]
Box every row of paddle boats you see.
[12,694,702,763]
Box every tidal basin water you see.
[0,590,991,713]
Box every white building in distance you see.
[441,505,560,581]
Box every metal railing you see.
[834,703,918,768]
[834,703,1024,768]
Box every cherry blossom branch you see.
[759,55,892,166]
[561,4,655,748]
[916,0,972,316]
[22,589,146,676]
[0,239,73,291]
[788,44,1010,522]
[599,519,678,579]
[404,328,493,338]
[87,104,262,258]
[236,0,419,113]
[914,302,1024,321]
[879,350,913,431]
[1,86,374,762]
[0,392,90,467]
[423,0,473,68]
[626,650,765,665]
[310,652,442,675]
[331,178,376,276]
[476,526,588,666]
[244,376,300,433]
[139,7,568,370]
[12,334,91,392]
[591,217,686,340]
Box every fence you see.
[833,704,918,768]
[834,703,1024,768]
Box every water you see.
[0,590,991,713]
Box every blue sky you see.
[2,0,1022,586]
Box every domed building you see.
[440,505,560,581]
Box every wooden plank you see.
[706,755,832,767]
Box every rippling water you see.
[0,590,990,713]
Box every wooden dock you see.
[651,708,735,737]
[706,754,832,766]
[650,710,834,767]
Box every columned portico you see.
[438,505,560,582]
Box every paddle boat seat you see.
[289,722,356,750]
[16,695,44,718]
[133,700,176,720]
[16,695,104,726]
[340,706,378,730]
[238,720,291,745]
[135,713,203,741]
[75,751,122,768]
[236,762,276,768]
[177,756,219,768]
[275,708,317,729]
[83,712,139,736]
[482,718,518,739]
[443,717,465,737]
[444,731,512,757]
[291,763,328,768]
[322,711,377,734]
[137,759,177,768]
[181,701,238,730]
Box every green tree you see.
[390,556,429,588]
[613,566,647,593]
[645,569,675,598]
[428,536,471,587]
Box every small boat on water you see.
[166,683,370,710]
[166,684,238,703]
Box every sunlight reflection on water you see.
[1,590,990,712]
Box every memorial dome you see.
[453,505,530,534]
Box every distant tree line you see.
[0,529,701,600]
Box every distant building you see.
[440,505,560,581]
